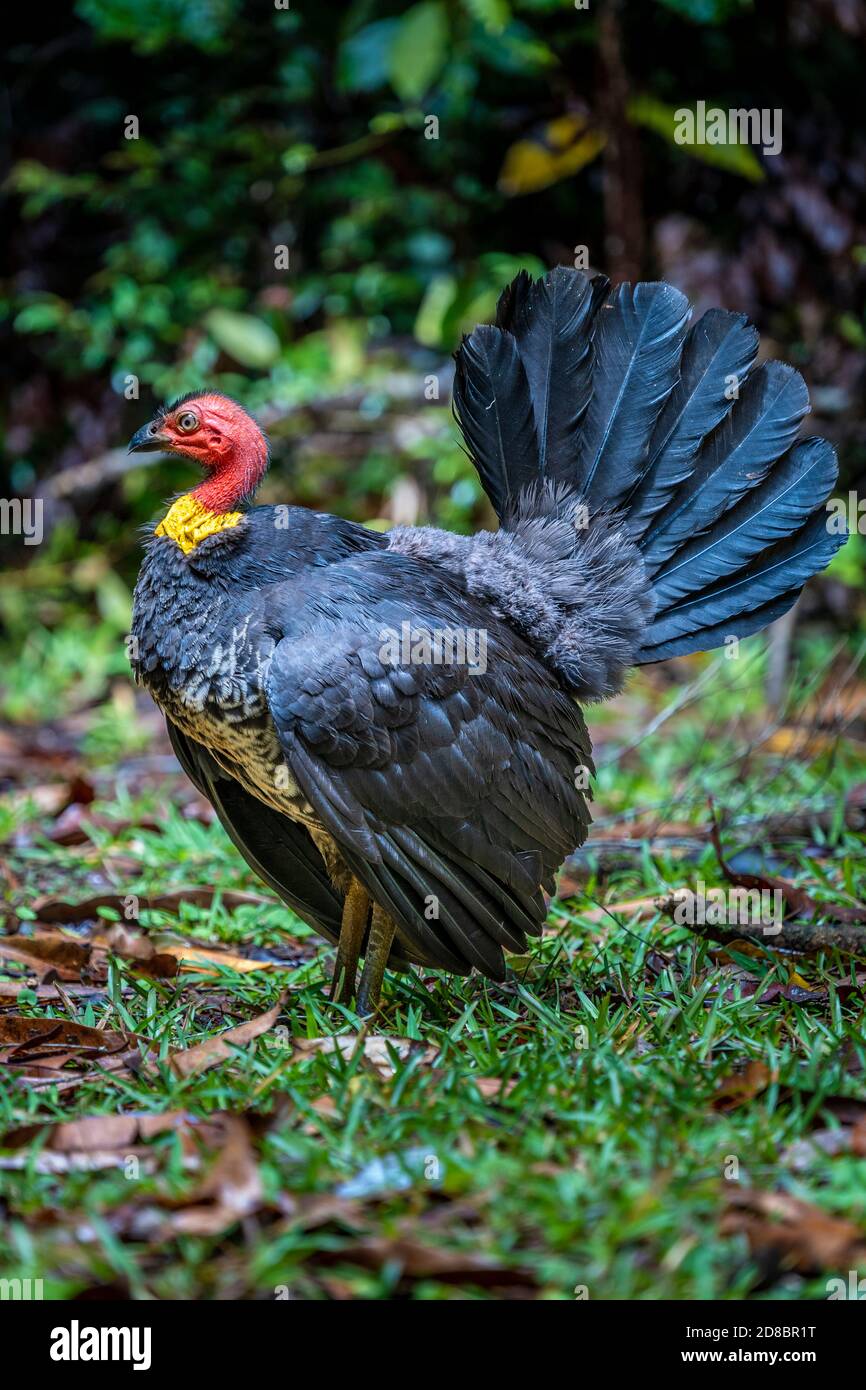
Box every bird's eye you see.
[176,411,199,433]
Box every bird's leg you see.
[331,877,370,1006]
[355,903,397,1017]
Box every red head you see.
[128,392,269,513]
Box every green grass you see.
[1,626,865,1300]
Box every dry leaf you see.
[711,1060,773,1111]
[163,996,286,1078]
[710,817,866,928]
[153,943,283,975]
[291,1033,438,1079]
[0,1110,189,1153]
[32,886,273,924]
[0,1013,145,1064]
[168,1116,262,1236]
[721,1188,866,1273]
[327,1233,536,1288]
[0,1013,151,1092]
[473,1076,517,1101]
[0,933,94,981]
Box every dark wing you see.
[264,562,592,979]
[165,720,346,947]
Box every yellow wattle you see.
[155,493,242,554]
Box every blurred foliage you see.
[1,0,865,656]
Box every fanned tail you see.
[451,265,845,682]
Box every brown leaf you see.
[721,1188,866,1274]
[0,1110,189,1153]
[0,1013,143,1060]
[0,933,94,981]
[0,925,242,986]
[31,886,273,924]
[710,815,866,928]
[0,980,106,1001]
[150,943,285,975]
[0,1014,151,1090]
[167,1116,263,1236]
[326,1234,536,1288]
[473,1076,517,1101]
[711,1060,773,1111]
[279,1192,367,1232]
[3,774,95,820]
[162,996,286,1078]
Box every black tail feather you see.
[452,326,540,520]
[452,266,845,675]
[626,307,759,542]
[641,359,810,575]
[577,280,690,508]
[639,510,841,655]
[495,265,609,486]
[651,436,838,610]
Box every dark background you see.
[2,0,865,645]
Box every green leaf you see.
[414,275,458,348]
[463,0,511,34]
[14,298,69,333]
[387,2,449,103]
[203,309,280,369]
[628,95,765,182]
[473,20,556,74]
[337,19,400,94]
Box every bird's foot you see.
[355,904,397,1018]
[330,877,370,1006]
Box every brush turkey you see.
[129,267,845,1012]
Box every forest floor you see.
[1,627,866,1300]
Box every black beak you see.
[128,421,171,454]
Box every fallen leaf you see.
[31,886,274,924]
[711,1060,773,1111]
[0,1110,189,1153]
[0,933,94,981]
[0,1014,143,1062]
[167,1116,263,1236]
[323,1234,536,1288]
[0,980,106,1001]
[0,1013,151,1089]
[710,815,866,928]
[279,1192,367,1232]
[291,1033,438,1079]
[721,1188,866,1275]
[3,774,95,819]
[473,1076,517,1101]
[152,943,284,975]
[162,996,286,1078]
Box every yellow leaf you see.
[499,116,605,196]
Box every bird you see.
[128,266,845,1014]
